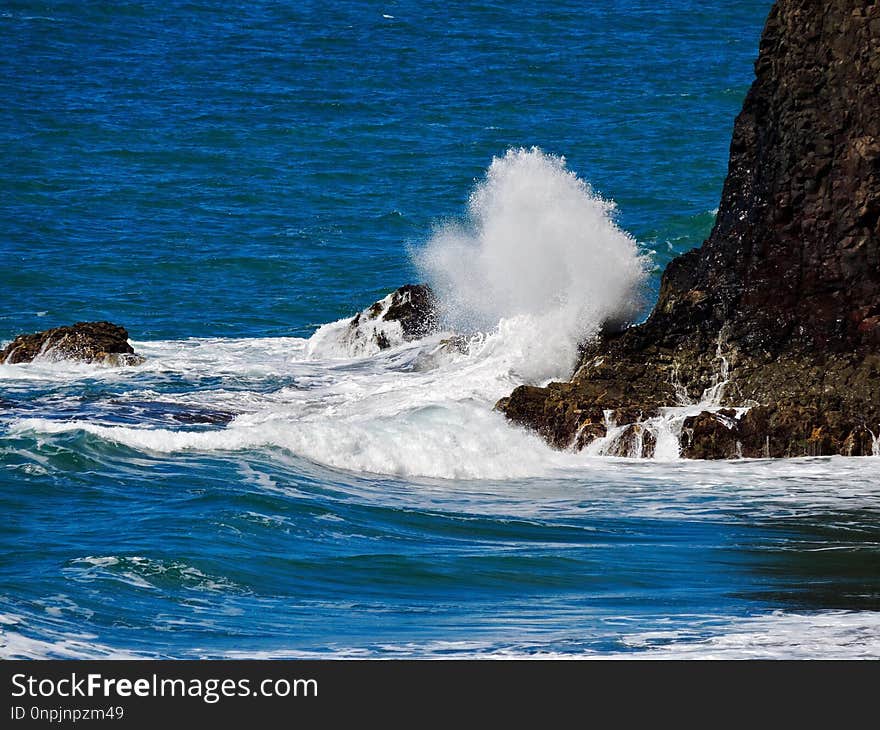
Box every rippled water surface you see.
[5,0,880,659]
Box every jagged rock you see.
[682,404,878,459]
[347,284,437,351]
[681,410,741,460]
[0,322,144,366]
[383,284,436,340]
[498,0,880,458]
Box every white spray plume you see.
[414,147,649,381]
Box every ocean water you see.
[3,0,880,659]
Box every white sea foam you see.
[5,610,878,660]
[7,318,610,480]
[219,610,880,659]
[0,335,308,384]
[0,627,145,660]
[2,325,545,477]
[615,610,880,660]
[1,150,658,478]
[0,611,144,659]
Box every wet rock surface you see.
[498,0,880,458]
[603,423,658,459]
[0,321,144,366]
[382,284,437,340]
[681,403,878,459]
[348,284,437,351]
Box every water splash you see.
[700,339,731,406]
[414,147,649,383]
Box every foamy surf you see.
[4,610,880,660]
[1,149,659,479]
[3,149,874,478]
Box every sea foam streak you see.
[5,609,880,659]
[4,149,653,478]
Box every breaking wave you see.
[0,149,685,479]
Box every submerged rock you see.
[498,0,880,458]
[0,322,145,366]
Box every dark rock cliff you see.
[498,0,880,458]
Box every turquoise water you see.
[3,0,880,659]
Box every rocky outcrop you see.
[0,322,144,366]
[381,284,436,340]
[681,400,878,458]
[346,284,437,351]
[498,0,880,458]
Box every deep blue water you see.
[3,0,880,659]
[3,0,764,340]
